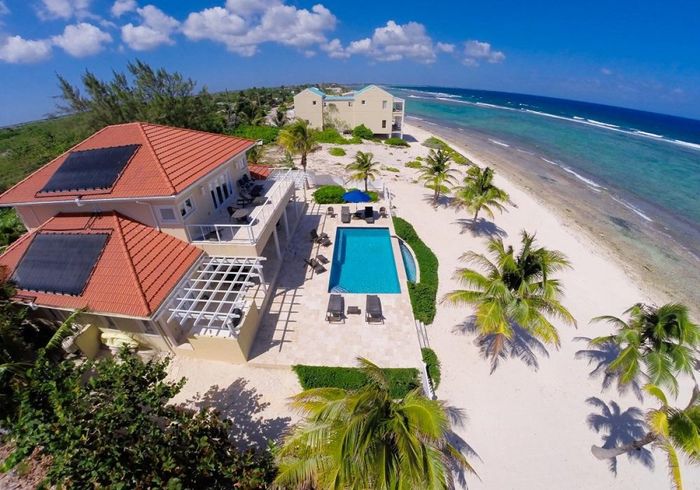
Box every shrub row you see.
[421,347,441,389]
[384,137,409,147]
[293,365,420,399]
[313,185,379,204]
[393,216,439,324]
[229,124,280,144]
[314,128,361,145]
[421,136,470,165]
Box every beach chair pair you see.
[305,258,327,274]
[310,229,331,246]
[341,206,351,223]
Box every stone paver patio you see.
[248,201,421,368]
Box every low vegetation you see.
[328,147,346,156]
[313,128,361,145]
[422,136,470,164]
[0,209,26,250]
[421,347,442,389]
[229,124,279,144]
[393,217,439,324]
[351,124,374,140]
[405,160,422,169]
[384,137,409,147]
[292,363,419,399]
[382,165,400,172]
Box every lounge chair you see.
[364,206,375,224]
[310,229,330,243]
[379,206,387,218]
[365,295,384,323]
[327,206,335,217]
[316,254,330,264]
[341,206,351,223]
[326,294,345,323]
[305,258,327,274]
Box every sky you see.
[0,0,699,126]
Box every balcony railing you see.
[186,170,295,244]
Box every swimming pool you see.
[398,240,418,283]
[328,227,401,294]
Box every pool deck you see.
[248,201,422,368]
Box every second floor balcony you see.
[185,169,297,252]
[393,100,404,113]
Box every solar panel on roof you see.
[12,233,109,296]
[40,144,139,193]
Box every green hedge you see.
[293,365,420,399]
[313,185,378,204]
[421,136,470,165]
[229,124,279,144]
[329,147,346,156]
[384,137,409,147]
[393,217,439,324]
[352,124,374,139]
[314,128,361,145]
[421,347,441,389]
[313,185,346,204]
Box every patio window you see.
[179,198,195,218]
[209,172,233,210]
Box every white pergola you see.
[167,256,266,336]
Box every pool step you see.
[330,286,349,294]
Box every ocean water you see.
[389,86,700,309]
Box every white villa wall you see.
[293,89,324,129]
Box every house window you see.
[361,100,366,105]
[106,317,117,329]
[141,320,156,335]
[179,198,195,218]
[382,100,387,109]
[312,100,317,105]
[158,207,178,223]
[382,120,387,129]
[348,101,353,107]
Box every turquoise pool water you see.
[328,227,400,294]
[399,240,417,283]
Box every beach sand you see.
[169,121,699,489]
[301,121,700,488]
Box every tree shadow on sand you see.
[421,193,453,208]
[453,217,507,239]
[574,337,644,402]
[586,397,654,475]
[452,316,549,373]
[184,378,291,449]
[443,405,482,488]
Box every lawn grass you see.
[293,365,420,398]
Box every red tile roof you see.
[248,164,273,180]
[0,122,255,205]
[0,212,202,318]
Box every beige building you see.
[0,122,301,364]
[293,85,405,137]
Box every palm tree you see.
[588,303,699,397]
[592,384,700,490]
[346,151,380,192]
[273,105,288,127]
[442,231,575,359]
[274,358,476,489]
[278,119,316,174]
[452,166,510,223]
[417,149,459,204]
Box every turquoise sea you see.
[388,86,700,308]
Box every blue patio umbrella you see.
[342,189,372,212]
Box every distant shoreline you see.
[403,118,700,317]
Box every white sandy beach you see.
[173,121,699,489]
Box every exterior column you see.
[272,228,281,260]
[282,207,290,238]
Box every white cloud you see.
[52,22,112,57]
[463,40,505,66]
[0,1,9,16]
[37,0,92,20]
[321,38,349,59]
[111,0,136,17]
[600,67,613,76]
[121,5,179,51]
[0,35,52,63]
[436,42,454,53]
[182,1,336,56]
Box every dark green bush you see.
[293,365,420,399]
[393,217,439,324]
[384,137,409,147]
[352,124,374,139]
[230,124,280,144]
[313,185,346,204]
[421,348,441,389]
[314,128,360,145]
[329,147,346,156]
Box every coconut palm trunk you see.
[591,432,657,459]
